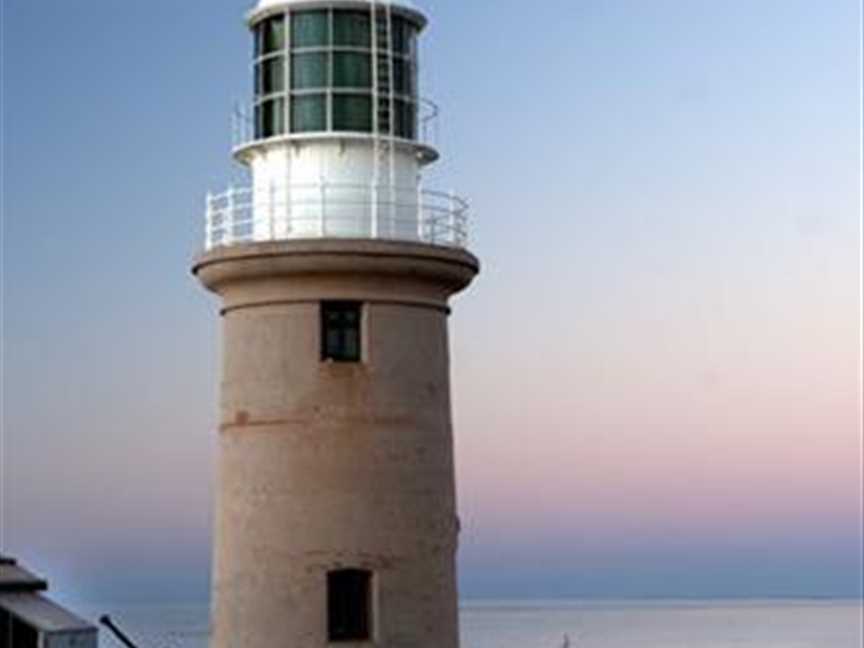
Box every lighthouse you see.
[193,0,478,647]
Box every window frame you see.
[320,301,363,363]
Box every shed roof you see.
[0,593,96,633]
[0,562,48,593]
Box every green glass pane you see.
[393,58,413,95]
[406,24,417,57]
[260,56,285,95]
[394,99,415,139]
[292,52,328,89]
[333,53,371,88]
[292,94,326,132]
[261,16,286,54]
[254,24,263,57]
[343,329,359,361]
[326,329,341,356]
[257,98,286,138]
[333,95,372,132]
[333,10,371,47]
[392,17,416,54]
[292,10,329,48]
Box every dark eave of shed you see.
[0,593,97,634]
[0,560,48,593]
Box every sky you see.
[1,0,862,605]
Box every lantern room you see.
[250,3,423,140]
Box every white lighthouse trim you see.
[206,0,467,252]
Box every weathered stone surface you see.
[194,239,478,648]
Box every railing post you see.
[269,179,276,241]
[371,181,379,239]
[284,181,291,238]
[416,184,424,243]
[225,185,235,246]
[449,190,457,247]
[205,191,213,250]
[319,178,327,238]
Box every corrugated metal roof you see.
[0,593,96,633]
[0,563,48,592]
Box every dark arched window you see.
[327,569,372,641]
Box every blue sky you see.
[2,0,862,604]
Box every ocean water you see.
[78,600,863,648]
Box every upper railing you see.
[230,98,440,152]
[204,181,468,251]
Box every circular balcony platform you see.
[204,181,469,251]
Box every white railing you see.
[204,181,469,251]
[231,98,440,151]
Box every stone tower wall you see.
[194,240,479,648]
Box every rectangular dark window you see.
[328,569,372,642]
[321,302,362,363]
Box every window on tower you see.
[321,302,362,363]
[328,569,373,642]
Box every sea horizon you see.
[72,598,863,648]
[66,595,864,607]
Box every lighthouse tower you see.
[193,1,478,647]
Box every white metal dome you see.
[253,0,424,20]
[256,0,420,11]
[255,0,420,10]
